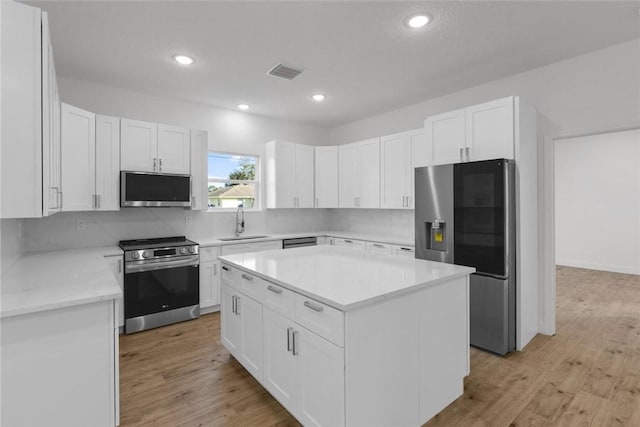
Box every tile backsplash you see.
[19,208,413,252]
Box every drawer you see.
[366,241,394,255]
[294,294,344,347]
[395,246,415,257]
[333,238,365,250]
[264,282,295,319]
[237,270,267,303]
[199,245,219,262]
[253,240,282,252]
[221,243,252,256]
[221,263,240,290]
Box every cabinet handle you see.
[97,194,101,209]
[236,296,240,315]
[267,285,283,294]
[304,300,324,312]
[406,196,411,207]
[399,247,413,251]
[465,147,470,161]
[51,186,60,209]
[213,263,217,276]
[118,259,122,274]
[153,158,157,171]
[287,327,293,352]
[292,330,299,355]
[344,239,353,244]
[231,295,236,314]
[241,273,253,281]
[222,266,230,271]
[159,158,163,171]
[459,148,463,162]
[373,243,384,248]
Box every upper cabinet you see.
[190,129,209,211]
[314,146,338,208]
[60,104,120,212]
[121,120,190,174]
[1,3,60,218]
[265,141,314,209]
[425,97,514,165]
[380,129,427,209]
[338,138,380,209]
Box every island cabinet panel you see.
[221,283,241,355]
[419,276,469,422]
[238,294,264,381]
[294,294,344,347]
[262,307,299,409]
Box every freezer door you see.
[414,164,454,263]
[469,274,515,355]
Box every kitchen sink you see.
[218,235,270,241]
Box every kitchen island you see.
[219,245,474,426]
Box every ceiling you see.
[28,1,640,128]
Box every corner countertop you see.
[1,246,123,319]
[197,231,414,248]
[219,245,474,311]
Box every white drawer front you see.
[221,243,253,256]
[238,270,267,303]
[294,294,344,347]
[221,263,240,290]
[366,242,394,254]
[264,282,295,319]
[253,240,282,252]
[395,246,415,257]
[200,245,219,262]
[333,238,365,250]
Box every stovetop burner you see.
[119,236,198,251]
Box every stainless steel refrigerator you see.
[415,159,516,355]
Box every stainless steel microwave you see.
[120,171,191,207]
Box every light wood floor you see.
[119,267,640,426]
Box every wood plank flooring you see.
[119,266,640,426]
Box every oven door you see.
[124,257,199,333]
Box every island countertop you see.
[218,245,475,311]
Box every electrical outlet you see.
[76,219,86,231]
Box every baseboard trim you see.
[556,260,639,275]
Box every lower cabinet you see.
[105,254,124,329]
[221,283,241,354]
[199,260,220,310]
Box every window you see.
[207,152,259,209]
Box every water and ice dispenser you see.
[425,219,447,252]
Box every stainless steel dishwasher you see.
[282,237,317,249]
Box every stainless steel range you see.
[119,236,200,334]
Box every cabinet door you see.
[61,103,96,212]
[106,255,124,328]
[157,124,190,174]
[253,240,283,252]
[221,283,241,357]
[359,138,380,209]
[199,260,220,309]
[338,143,359,208]
[120,119,157,172]
[95,115,120,211]
[425,109,466,165]
[275,141,296,208]
[465,97,514,161]
[333,238,366,250]
[294,144,315,208]
[1,1,43,219]
[366,242,395,255]
[314,146,338,208]
[263,308,298,412]
[297,327,345,427]
[190,129,208,210]
[42,14,60,217]
[407,129,427,209]
[380,132,409,209]
[239,294,264,380]
[220,243,253,256]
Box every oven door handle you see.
[125,257,199,273]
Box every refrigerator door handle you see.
[459,148,464,162]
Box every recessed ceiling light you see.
[173,54,195,65]
[237,104,250,111]
[406,14,431,29]
[312,94,326,102]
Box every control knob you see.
[180,248,187,254]
[188,247,195,254]
[141,251,149,259]
[131,252,139,260]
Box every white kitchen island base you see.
[219,246,473,426]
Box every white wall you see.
[555,129,640,275]
[329,39,640,144]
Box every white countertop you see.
[219,245,474,310]
[197,231,414,248]
[1,246,123,318]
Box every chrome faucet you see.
[235,205,245,237]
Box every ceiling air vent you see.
[268,63,305,80]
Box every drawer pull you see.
[344,240,353,243]
[372,243,384,248]
[287,327,293,352]
[267,285,283,294]
[241,273,254,281]
[400,247,413,251]
[292,330,299,356]
[304,300,324,312]
[222,266,230,271]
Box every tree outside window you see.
[207,153,258,209]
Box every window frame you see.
[206,151,261,212]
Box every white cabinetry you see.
[220,240,282,256]
[425,97,515,165]
[199,260,220,310]
[61,104,120,211]
[338,138,380,208]
[190,129,208,210]
[1,2,60,218]
[333,238,366,250]
[61,103,96,211]
[365,241,395,255]
[265,141,315,208]
[121,120,190,174]
[380,129,426,209]
[105,254,124,329]
[314,146,339,208]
